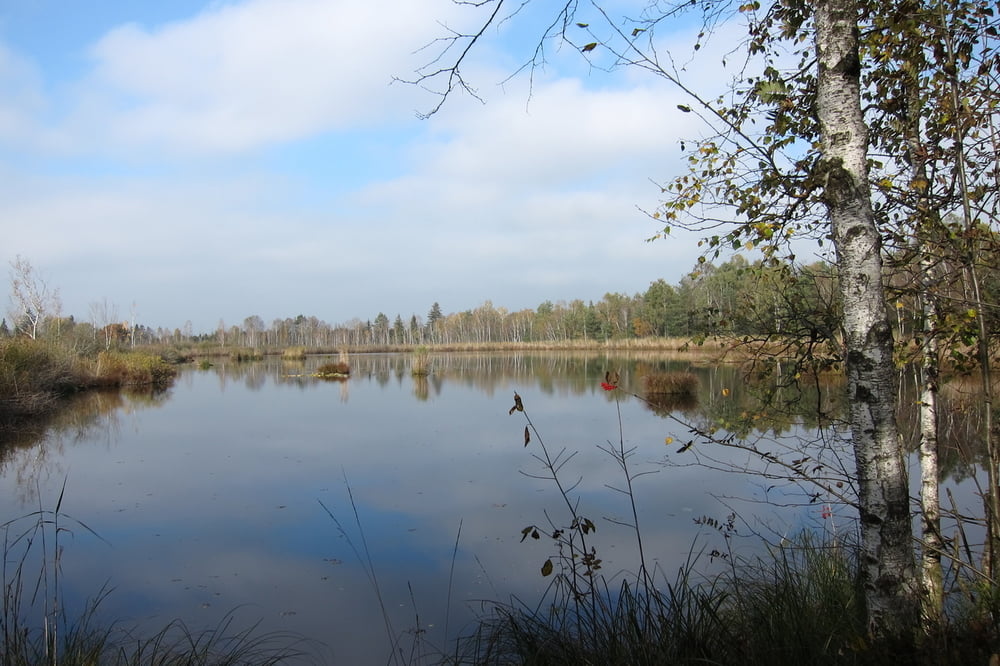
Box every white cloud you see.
[0,42,46,146]
[68,0,461,155]
[0,0,740,329]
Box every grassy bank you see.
[173,336,731,361]
[450,533,995,665]
[0,338,178,424]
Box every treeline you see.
[185,249,998,351]
[182,256,842,349]
[5,249,997,354]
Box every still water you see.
[0,352,954,663]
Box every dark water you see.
[0,352,981,663]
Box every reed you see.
[1,496,307,665]
[450,384,992,666]
[281,346,307,360]
[316,351,351,378]
[94,351,177,388]
[411,346,431,376]
[643,371,700,397]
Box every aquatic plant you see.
[0,487,308,665]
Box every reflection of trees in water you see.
[0,389,169,506]
[896,371,994,485]
[204,355,990,489]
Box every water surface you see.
[0,352,972,663]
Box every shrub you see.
[316,362,350,378]
[95,351,177,388]
[0,338,83,420]
[643,371,699,396]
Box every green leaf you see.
[541,559,554,576]
[581,42,598,53]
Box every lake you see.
[0,351,980,663]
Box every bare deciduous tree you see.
[8,255,61,340]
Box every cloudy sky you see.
[0,0,727,332]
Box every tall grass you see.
[0,339,179,424]
[1,492,307,665]
[94,351,177,388]
[411,346,431,376]
[448,386,1000,665]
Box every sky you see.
[0,0,731,333]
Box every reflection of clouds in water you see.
[0,353,950,663]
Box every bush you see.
[643,371,699,396]
[316,362,350,377]
[94,351,177,388]
[0,338,84,420]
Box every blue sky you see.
[0,0,725,332]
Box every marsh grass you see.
[229,348,263,362]
[1,489,308,666]
[316,350,352,379]
[316,362,350,378]
[642,370,699,396]
[282,346,307,360]
[449,385,1000,665]
[641,371,700,413]
[0,339,179,424]
[411,346,431,376]
[94,351,177,388]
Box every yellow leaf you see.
[721,388,731,397]
[665,436,674,445]
[581,42,598,52]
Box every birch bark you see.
[814,0,917,634]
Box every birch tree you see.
[8,256,61,340]
[814,0,916,632]
[409,0,932,635]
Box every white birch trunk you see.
[813,0,916,634]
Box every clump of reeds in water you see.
[229,348,262,362]
[642,371,699,412]
[411,346,431,376]
[94,351,177,388]
[282,346,307,360]
[316,350,351,379]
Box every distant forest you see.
[15,250,990,351]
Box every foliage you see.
[455,381,998,664]
[94,351,177,388]
[0,338,86,422]
[316,361,351,378]
[0,339,179,424]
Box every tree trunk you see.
[814,0,916,635]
